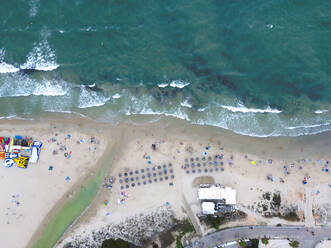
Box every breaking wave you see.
[21,39,59,72]
[112,93,121,99]
[78,86,110,108]
[157,83,168,88]
[157,80,190,89]
[0,49,19,73]
[315,109,328,114]
[0,62,19,73]
[180,99,192,108]
[169,80,190,88]
[0,74,68,97]
[221,104,282,113]
[33,80,68,96]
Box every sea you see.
[0,0,330,137]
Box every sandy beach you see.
[0,118,112,248]
[0,116,330,247]
[53,117,331,247]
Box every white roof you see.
[220,187,236,205]
[198,186,222,200]
[202,202,215,215]
[198,186,236,204]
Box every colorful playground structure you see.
[1,136,42,169]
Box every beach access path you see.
[190,226,331,248]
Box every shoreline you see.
[1,110,331,139]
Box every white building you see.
[201,202,216,215]
[198,185,236,205]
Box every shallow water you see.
[0,0,330,136]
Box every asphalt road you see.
[190,226,331,248]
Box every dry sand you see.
[1,116,331,247]
[0,118,110,248]
[55,117,331,247]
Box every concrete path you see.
[305,188,315,227]
[190,226,331,248]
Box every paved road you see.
[190,226,331,248]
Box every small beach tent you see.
[29,141,42,163]
[17,156,29,169]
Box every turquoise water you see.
[0,0,330,136]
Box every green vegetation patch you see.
[101,238,133,248]
[280,211,300,221]
[261,236,269,245]
[289,240,299,248]
[33,149,116,248]
[175,219,195,248]
[204,215,225,230]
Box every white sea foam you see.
[197,107,206,112]
[78,87,110,108]
[21,39,59,71]
[125,108,190,121]
[44,110,88,119]
[0,114,17,120]
[33,80,68,96]
[79,27,96,32]
[0,62,19,73]
[0,74,69,97]
[0,49,19,73]
[112,93,121,99]
[157,83,168,88]
[221,104,282,113]
[88,83,96,87]
[169,80,190,89]
[180,100,192,108]
[286,122,330,130]
[314,109,328,114]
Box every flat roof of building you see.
[198,186,236,204]
[202,201,215,215]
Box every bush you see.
[272,193,281,208]
[261,237,269,245]
[238,240,247,247]
[281,212,300,221]
[101,238,131,248]
[204,216,225,229]
[249,239,259,248]
[289,240,299,248]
